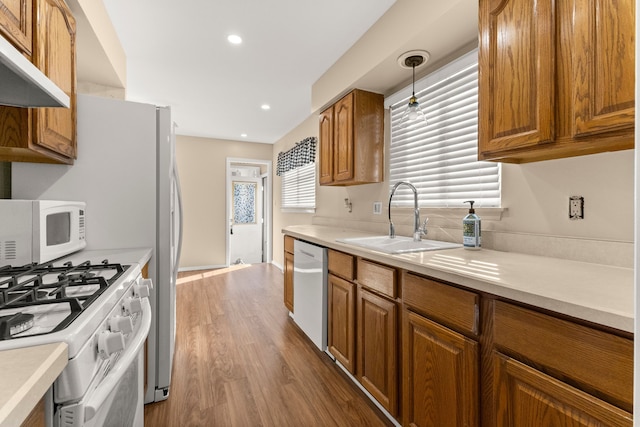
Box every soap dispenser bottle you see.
[463,200,481,250]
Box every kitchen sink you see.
[336,235,461,254]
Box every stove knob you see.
[124,297,142,315]
[134,282,150,298]
[109,315,133,334]
[98,331,125,359]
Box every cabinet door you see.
[333,92,354,183]
[478,0,555,157]
[357,287,398,416]
[32,0,76,160]
[572,0,635,137]
[403,309,478,427]
[318,106,334,185]
[328,274,356,373]
[0,0,32,55]
[283,251,294,312]
[494,352,632,426]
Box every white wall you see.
[272,116,634,268]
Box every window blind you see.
[281,163,316,211]
[388,49,500,208]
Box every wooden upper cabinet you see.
[478,0,635,163]
[32,0,76,159]
[318,107,334,185]
[572,0,635,137]
[478,0,555,155]
[0,0,76,164]
[318,89,384,186]
[0,0,32,55]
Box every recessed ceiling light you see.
[241,133,248,138]
[261,104,271,110]
[227,34,242,45]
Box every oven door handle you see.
[83,297,152,423]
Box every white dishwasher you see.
[293,240,328,351]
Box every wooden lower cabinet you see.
[403,309,479,427]
[327,273,356,373]
[283,250,294,312]
[357,286,398,417]
[21,396,45,427]
[493,352,632,426]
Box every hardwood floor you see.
[144,263,391,427]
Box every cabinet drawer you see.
[284,235,295,254]
[403,272,479,335]
[493,301,633,411]
[328,249,355,280]
[357,258,397,298]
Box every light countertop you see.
[283,225,634,333]
[0,342,68,426]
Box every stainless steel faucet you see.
[388,181,428,241]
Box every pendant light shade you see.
[398,52,429,128]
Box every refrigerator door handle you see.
[172,160,184,279]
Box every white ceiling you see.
[100,0,397,144]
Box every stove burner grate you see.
[0,259,129,340]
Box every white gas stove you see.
[0,249,152,427]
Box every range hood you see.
[0,35,70,108]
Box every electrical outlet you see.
[569,196,584,220]
[373,202,382,215]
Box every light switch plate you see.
[569,196,584,220]
[373,202,382,215]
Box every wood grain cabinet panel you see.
[403,272,479,335]
[283,251,294,312]
[493,352,632,426]
[478,0,635,163]
[357,287,398,416]
[318,107,334,185]
[357,258,397,298]
[0,0,76,164]
[493,301,633,412]
[403,309,479,427]
[478,0,555,155]
[572,0,635,137]
[318,89,384,186]
[283,235,295,312]
[0,0,32,55]
[327,249,355,281]
[327,273,356,373]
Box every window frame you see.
[385,48,501,209]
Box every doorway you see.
[226,158,272,266]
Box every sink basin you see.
[336,235,461,254]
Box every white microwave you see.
[0,200,86,266]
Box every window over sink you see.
[386,49,501,208]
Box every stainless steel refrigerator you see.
[12,93,183,404]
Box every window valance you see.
[276,136,317,176]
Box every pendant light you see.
[398,51,429,128]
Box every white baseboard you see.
[271,260,283,272]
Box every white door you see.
[229,167,263,264]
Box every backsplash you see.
[312,214,633,268]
